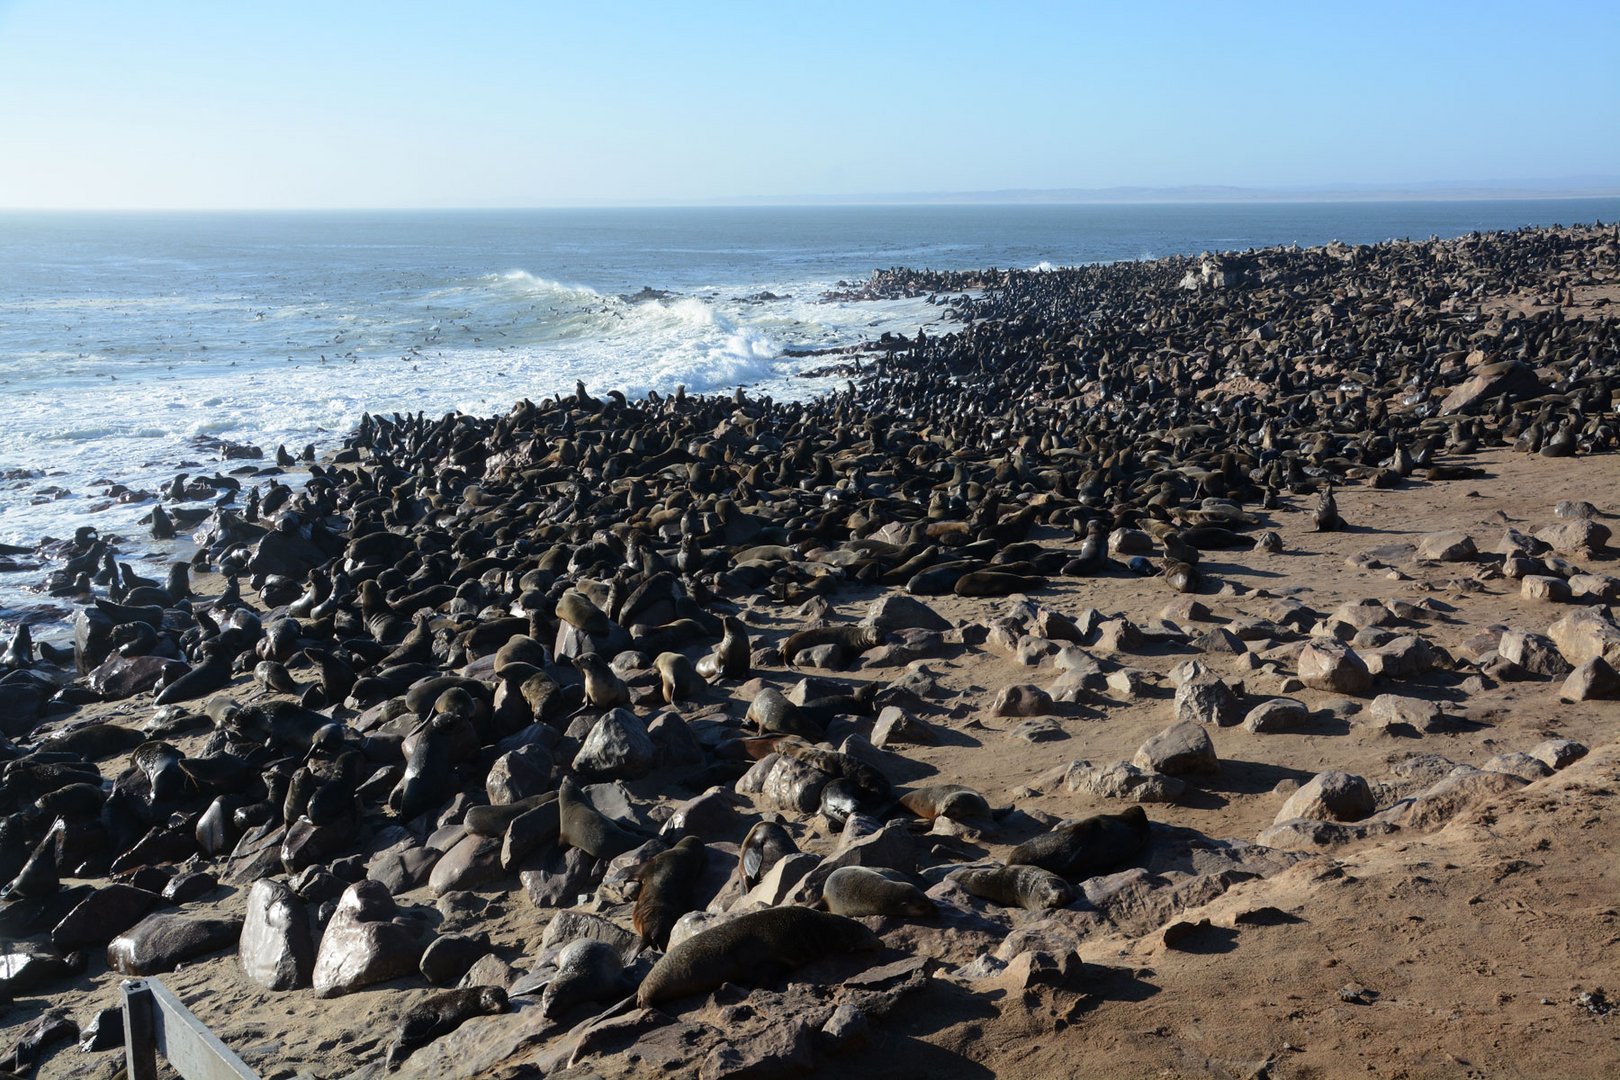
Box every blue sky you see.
[0,0,1616,208]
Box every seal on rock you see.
[385,985,508,1069]
[635,906,880,1008]
[819,866,936,918]
[632,835,707,948]
[1007,805,1151,880]
[951,864,1075,910]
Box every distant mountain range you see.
[710,177,1620,207]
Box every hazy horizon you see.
[1,1,1617,210]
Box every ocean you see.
[3,199,1618,631]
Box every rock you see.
[1368,693,1445,732]
[240,878,314,991]
[107,914,241,976]
[1569,574,1620,603]
[1534,519,1611,557]
[1417,531,1477,562]
[1521,576,1572,603]
[1384,767,1528,830]
[992,684,1053,717]
[540,909,640,962]
[1242,698,1307,733]
[1438,360,1546,416]
[520,846,600,908]
[311,880,423,997]
[420,932,491,985]
[1007,718,1065,743]
[1528,738,1588,770]
[1333,599,1398,630]
[1482,752,1554,782]
[1256,818,1400,849]
[1297,640,1372,694]
[737,852,820,909]
[1559,657,1620,701]
[871,706,934,747]
[1548,607,1620,668]
[85,654,171,699]
[1191,627,1246,655]
[701,1019,814,1079]
[760,755,831,814]
[429,834,503,896]
[1040,759,1186,802]
[1275,771,1375,823]
[1174,677,1242,727]
[1498,629,1573,677]
[458,953,514,991]
[1133,722,1217,776]
[486,747,552,805]
[572,708,656,781]
[863,595,951,633]
[1093,617,1145,652]
[662,787,745,839]
[820,1003,871,1053]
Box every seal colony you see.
[1,223,1620,1077]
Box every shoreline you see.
[2,222,1619,1077]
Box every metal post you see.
[122,979,159,1080]
[120,976,260,1080]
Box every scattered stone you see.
[1417,531,1477,562]
[1297,640,1372,694]
[1275,771,1375,823]
[1242,697,1308,733]
[1133,722,1218,776]
[1559,657,1620,701]
[1174,676,1243,727]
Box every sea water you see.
[3,199,1617,630]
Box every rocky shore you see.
[2,223,1619,1079]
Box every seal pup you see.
[573,653,629,710]
[539,939,626,1020]
[951,864,1075,910]
[1313,484,1343,532]
[385,986,508,1070]
[738,817,798,890]
[694,615,750,680]
[819,866,935,918]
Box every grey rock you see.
[1133,721,1217,776]
[240,878,314,991]
[1297,640,1372,694]
[311,880,422,997]
[572,708,656,781]
[1275,771,1375,823]
[1174,677,1242,727]
[1241,697,1308,733]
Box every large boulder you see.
[312,880,423,997]
[240,878,315,991]
[1438,360,1546,415]
[1275,771,1375,824]
[572,709,655,781]
[1132,722,1217,776]
[1548,607,1620,668]
[1297,640,1372,694]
